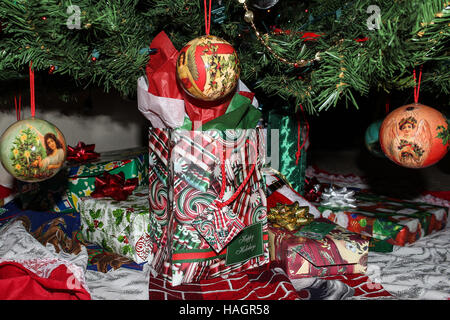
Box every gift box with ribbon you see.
[268,219,369,279]
[147,128,269,286]
[317,191,449,252]
[78,185,151,264]
[17,146,148,213]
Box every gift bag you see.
[266,106,309,195]
[147,127,269,286]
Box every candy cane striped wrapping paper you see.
[147,128,269,286]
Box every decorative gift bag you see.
[147,128,269,286]
[266,106,309,195]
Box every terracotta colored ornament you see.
[379,103,448,168]
[176,35,240,101]
[0,118,67,182]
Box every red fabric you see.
[0,261,91,300]
[145,31,182,99]
[423,191,450,201]
[267,192,293,210]
[149,265,300,300]
[0,185,12,199]
[323,274,393,298]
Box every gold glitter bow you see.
[268,202,314,231]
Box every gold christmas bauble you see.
[176,35,240,102]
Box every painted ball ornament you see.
[379,103,448,168]
[0,118,67,182]
[364,119,385,158]
[176,35,240,102]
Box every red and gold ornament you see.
[176,35,240,102]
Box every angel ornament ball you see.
[0,118,67,182]
[379,103,448,169]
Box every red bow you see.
[67,141,100,162]
[91,172,139,201]
[304,177,323,202]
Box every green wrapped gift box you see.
[318,192,448,252]
[79,185,152,264]
[17,147,149,213]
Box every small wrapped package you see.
[318,192,448,251]
[268,219,369,279]
[147,128,269,286]
[79,185,151,264]
[17,147,149,213]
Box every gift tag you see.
[294,221,336,240]
[225,222,264,266]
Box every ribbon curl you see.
[67,141,100,162]
[91,171,139,201]
[304,177,323,202]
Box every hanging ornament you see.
[0,62,67,182]
[379,67,449,168]
[251,0,279,10]
[211,0,227,24]
[176,0,240,102]
[364,119,385,158]
[176,35,240,102]
[379,103,448,168]
[91,49,100,62]
[0,119,67,182]
[48,65,58,74]
[239,0,321,68]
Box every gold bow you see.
[268,202,314,232]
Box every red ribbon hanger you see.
[14,95,21,121]
[204,0,212,35]
[413,65,423,104]
[29,61,35,117]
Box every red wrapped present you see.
[268,219,369,279]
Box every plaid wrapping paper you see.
[147,128,269,286]
[318,192,448,250]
